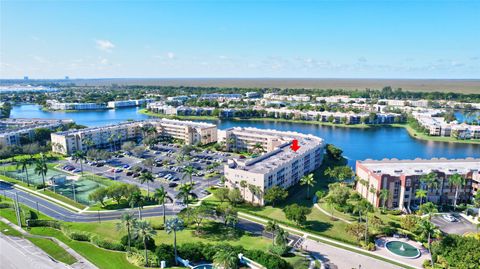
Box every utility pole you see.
[36,201,39,215]
[72,180,76,202]
[14,192,22,227]
[97,210,101,223]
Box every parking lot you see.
[431,213,478,235]
[62,142,229,203]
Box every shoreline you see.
[139,109,480,145]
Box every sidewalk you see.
[0,217,97,269]
[238,212,422,269]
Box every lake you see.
[11,104,479,165]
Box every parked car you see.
[126,171,133,176]
[123,164,130,169]
[72,168,82,173]
[133,173,140,178]
[443,214,458,222]
[168,182,178,188]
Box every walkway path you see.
[314,203,352,224]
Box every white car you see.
[442,214,458,222]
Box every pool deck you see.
[375,237,429,268]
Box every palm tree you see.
[264,220,279,245]
[139,171,154,197]
[116,213,137,252]
[416,189,427,206]
[16,158,31,186]
[275,227,289,246]
[448,173,466,209]
[252,142,264,154]
[182,165,196,184]
[227,138,236,152]
[72,150,86,175]
[142,158,155,173]
[420,172,438,202]
[239,180,247,198]
[300,173,316,199]
[108,134,116,152]
[176,183,194,208]
[247,184,257,204]
[153,186,168,225]
[419,202,438,220]
[129,191,145,219]
[133,220,157,266]
[369,185,377,206]
[165,217,185,265]
[34,153,48,190]
[417,219,438,267]
[379,189,390,211]
[213,249,239,269]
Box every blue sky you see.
[1,0,479,79]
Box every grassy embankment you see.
[0,198,77,265]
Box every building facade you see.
[51,118,217,155]
[355,158,480,211]
[46,100,106,110]
[107,99,153,109]
[0,118,72,146]
[222,127,325,205]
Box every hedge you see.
[91,235,125,251]
[28,219,61,229]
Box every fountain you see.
[385,241,420,259]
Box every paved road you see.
[304,238,402,269]
[431,214,477,235]
[0,181,179,222]
[2,182,415,269]
[0,234,68,269]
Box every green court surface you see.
[4,166,111,205]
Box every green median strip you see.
[26,237,77,265]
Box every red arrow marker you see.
[290,139,300,152]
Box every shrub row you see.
[0,203,12,209]
[91,235,125,251]
[127,249,159,267]
[28,219,61,229]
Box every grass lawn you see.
[29,227,142,269]
[27,237,77,265]
[0,221,23,236]
[65,217,272,251]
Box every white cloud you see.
[99,57,109,65]
[167,52,175,59]
[96,40,115,52]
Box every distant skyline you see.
[1,0,479,79]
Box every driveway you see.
[431,214,477,235]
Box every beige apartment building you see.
[0,118,72,146]
[51,118,217,155]
[355,158,479,211]
[222,127,325,205]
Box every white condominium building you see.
[107,99,153,109]
[51,118,217,155]
[222,127,325,205]
[46,100,106,110]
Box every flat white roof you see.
[358,158,480,176]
